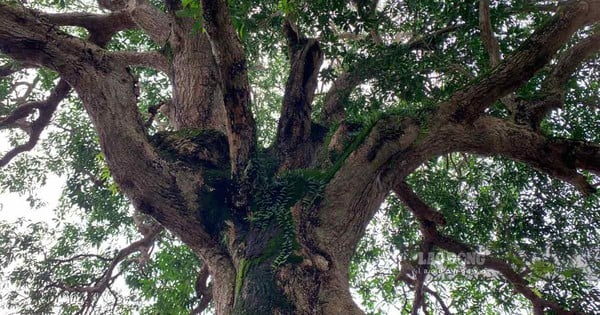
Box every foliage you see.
[0,0,599,314]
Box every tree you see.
[0,0,599,314]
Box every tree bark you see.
[1,1,599,314]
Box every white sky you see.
[0,138,62,223]
[0,174,61,223]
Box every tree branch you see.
[319,95,595,273]
[411,241,433,315]
[545,32,600,91]
[434,116,600,195]
[505,29,600,129]
[438,0,600,123]
[275,20,324,170]
[0,79,70,167]
[126,0,171,45]
[319,24,462,126]
[395,271,451,315]
[12,76,40,104]
[479,0,501,67]
[431,232,578,314]
[394,250,451,315]
[393,182,447,226]
[316,116,422,266]
[0,6,237,312]
[201,0,256,180]
[394,183,584,315]
[40,9,136,46]
[190,264,212,315]
[50,225,162,314]
[112,51,169,73]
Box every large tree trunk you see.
[2,1,600,314]
[209,222,366,315]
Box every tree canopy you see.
[0,0,599,314]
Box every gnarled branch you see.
[505,29,600,128]
[395,182,583,315]
[49,225,162,314]
[0,6,237,312]
[0,79,70,167]
[41,9,136,46]
[393,182,447,226]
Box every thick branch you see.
[315,116,423,266]
[275,21,324,169]
[438,0,600,123]
[432,116,600,195]
[41,9,136,46]
[126,0,171,45]
[318,109,596,275]
[0,62,34,78]
[510,30,600,129]
[0,79,70,167]
[545,31,600,90]
[201,0,256,178]
[112,51,169,73]
[0,6,236,312]
[393,182,447,226]
[479,0,501,67]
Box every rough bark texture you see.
[1,1,600,314]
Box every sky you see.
[0,130,62,224]
[0,174,61,223]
